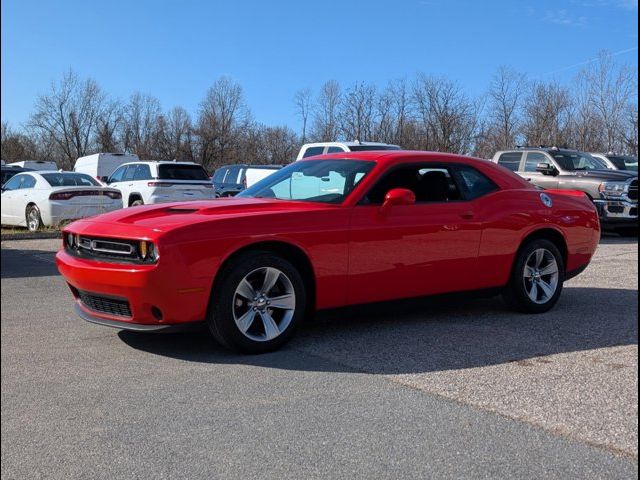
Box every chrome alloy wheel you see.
[232,267,296,342]
[27,208,40,232]
[523,248,559,304]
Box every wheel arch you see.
[212,240,317,315]
[128,193,143,206]
[517,227,569,272]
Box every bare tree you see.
[412,75,480,153]
[340,82,376,141]
[196,76,249,170]
[1,122,39,161]
[311,80,341,141]
[522,81,573,148]
[28,70,109,168]
[155,106,194,160]
[122,93,162,158]
[293,88,312,144]
[486,66,526,150]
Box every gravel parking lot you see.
[1,235,638,479]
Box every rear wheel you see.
[207,252,306,353]
[130,198,144,207]
[26,205,43,232]
[502,239,565,313]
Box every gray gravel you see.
[1,235,638,479]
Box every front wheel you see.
[207,252,307,353]
[26,205,43,232]
[502,239,565,313]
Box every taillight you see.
[49,192,75,200]
[104,191,122,199]
[147,181,173,188]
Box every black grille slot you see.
[78,290,132,317]
[628,180,638,201]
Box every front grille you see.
[78,290,132,317]
[628,180,638,201]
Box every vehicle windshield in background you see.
[608,155,638,172]
[348,145,401,152]
[42,173,101,187]
[238,159,375,204]
[551,152,608,171]
[158,164,210,180]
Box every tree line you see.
[1,51,637,172]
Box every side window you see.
[302,146,325,158]
[524,152,549,172]
[133,164,152,181]
[2,175,23,191]
[454,166,499,200]
[109,166,126,183]
[225,166,242,184]
[364,165,462,204]
[497,152,523,172]
[326,147,344,153]
[123,165,137,181]
[20,175,36,189]
[212,168,227,183]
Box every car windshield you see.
[551,152,608,171]
[608,155,638,172]
[238,159,375,204]
[158,164,210,180]
[41,173,100,187]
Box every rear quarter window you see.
[497,152,523,172]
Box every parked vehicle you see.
[1,171,122,231]
[296,141,400,160]
[1,165,34,185]
[57,151,600,354]
[104,161,215,207]
[74,153,139,182]
[7,160,58,171]
[492,147,638,236]
[212,164,283,196]
[590,152,638,172]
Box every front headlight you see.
[599,182,627,198]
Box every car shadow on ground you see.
[0,247,59,279]
[119,286,638,375]
[599,233,638,245]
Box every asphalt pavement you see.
[1,235,638,479]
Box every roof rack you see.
[514,145,562,151]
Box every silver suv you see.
[491,147,638,235]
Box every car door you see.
[107,165,131,205]
[347,163,483,305]
[519,152,560,189]
[1,175,24,224]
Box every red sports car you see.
[56,151,600,353]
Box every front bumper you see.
[594,199,638,226]
[56,249,211,328]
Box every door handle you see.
[460,211,475,220]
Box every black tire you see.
[130,198,144,207]
[615,226,639,238]
[207,252,307,354]
[502,239,565,314]
[26,205,43,232]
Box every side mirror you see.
[100,176,110,184]
[536,163,557,176]
[381,188,416,214]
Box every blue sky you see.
[1,0,638,131]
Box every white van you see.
[7,160,58,171]
[74,153,139,182]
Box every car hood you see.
[68,197,336,235]
[570,169,637,181]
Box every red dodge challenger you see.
[56,151,600,353]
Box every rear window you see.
[497,152,522,172]
[41,173,100,187]
[158,164,210,180]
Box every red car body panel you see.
[56,151,600,329]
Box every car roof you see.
[300,150,487,164]
[303,141,399,148]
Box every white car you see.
[1,171,123,231]
[296,141,401,160]
[590,153,638,172]
[7,160,58,171]
[105,161,216,207]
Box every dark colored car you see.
[212,164,283,197]
[1,166,34,186]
